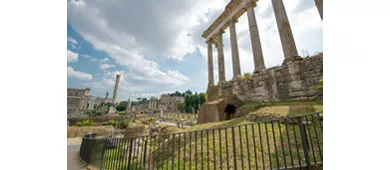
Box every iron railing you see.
[79,112,323,170]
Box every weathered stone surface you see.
[197,99,228,124]
[218,54,322,102]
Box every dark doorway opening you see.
[224,104,236,120]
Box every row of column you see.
[149,99,157,110]
[207,0,322,86]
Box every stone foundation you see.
[197,99,228,124]
[221,54,323,102]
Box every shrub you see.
[76,120,94,127]
[244,72,252,81]
[118,120,129,129]
[118,111,126,116]
[102,120,118,127]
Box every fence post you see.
[127,138,134,170]
[100,139,107,169]
[298,117,311,169]
[143,139,148,167]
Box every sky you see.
[67,0,322,102]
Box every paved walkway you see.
[68,138,87,170]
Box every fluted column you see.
[315,0,323,20]
[229,19,242,78]
[271,0,299,60]
[246,2,266,73]
[215,32,226,82]
[207,40,214,86]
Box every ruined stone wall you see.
[159,95,185,112]
[220,54,323,102]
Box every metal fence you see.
[79,112,323,170]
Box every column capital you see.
[244,1,257,10]
[228,18,239,25]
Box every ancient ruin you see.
[67,88,111,115]
[198,0,323,124]
[108,74,121,114]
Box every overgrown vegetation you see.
[244,72,252,81]
[118,120,130,129]
[76,120,94,127]
[102,120,118,127]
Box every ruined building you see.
[67,88,111,115]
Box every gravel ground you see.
[68,137,86,170]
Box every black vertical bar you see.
[184,133,186,170]
[207,130,210,170]
[258,123,265,170]
[152,136,157,170]
[251,124,258,170]
[148,136,152,169]
[292,119,302,168]
[213,129,216,170]
[108,138,114,170]
[239,126,244,170]
[165,135,169,170]
[100,140,106,169]
[157,134,162,170]
[304,115,317,163]
[311,114,323,162]
[119,138,124,170]
[172,134,175,170]
[143,138,148,168]
[271,121,280,169]
[117,138,122,170]
[278,120,287,169]
[298,117,311,169]
[317,112,323,132]
[127,138,134,170]
[195,131,197,170]
[265,122,272,169]
[245,125,251,170]
[201,131,203,170]
[220,129,224,169]
[178,133,181,170]
[189,132,192,170]
[285,120,294,168]
[232,127,237,170]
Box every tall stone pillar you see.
[126,98,131,110]
[315,0,323,20]
[105,92,109,101]
[112,75,121,105]
[215,32,226,82]
[149,100,151,109]
[271,0,299,60]
[207,40,214,86]
[246,2,266,73]
[229,19,242,78]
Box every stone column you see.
[126,98,131,110]
[112,75,121,105]
[207,40,214,86]
[271,0,299,60]
[215,32,226,82]
[246,2,266,73]
[105,92,109,101]
[315,0,323,20]
[229,19,242,78]
[149,100,151,109]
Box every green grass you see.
[97,114,322,170]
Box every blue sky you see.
[67,0,322,102]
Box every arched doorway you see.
[224,104,236,120]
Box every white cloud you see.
[67,50,78,62]
[68,0,322,101]
[67,67,93,80]
[99,64,115,70]
[100,57,109,62]
[67,37,78,45]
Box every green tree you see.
[199,93,206,105]
[116,101,128,111]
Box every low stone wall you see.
[67,126,116,138]
[221,54,323,102]
[67,115,125,126]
